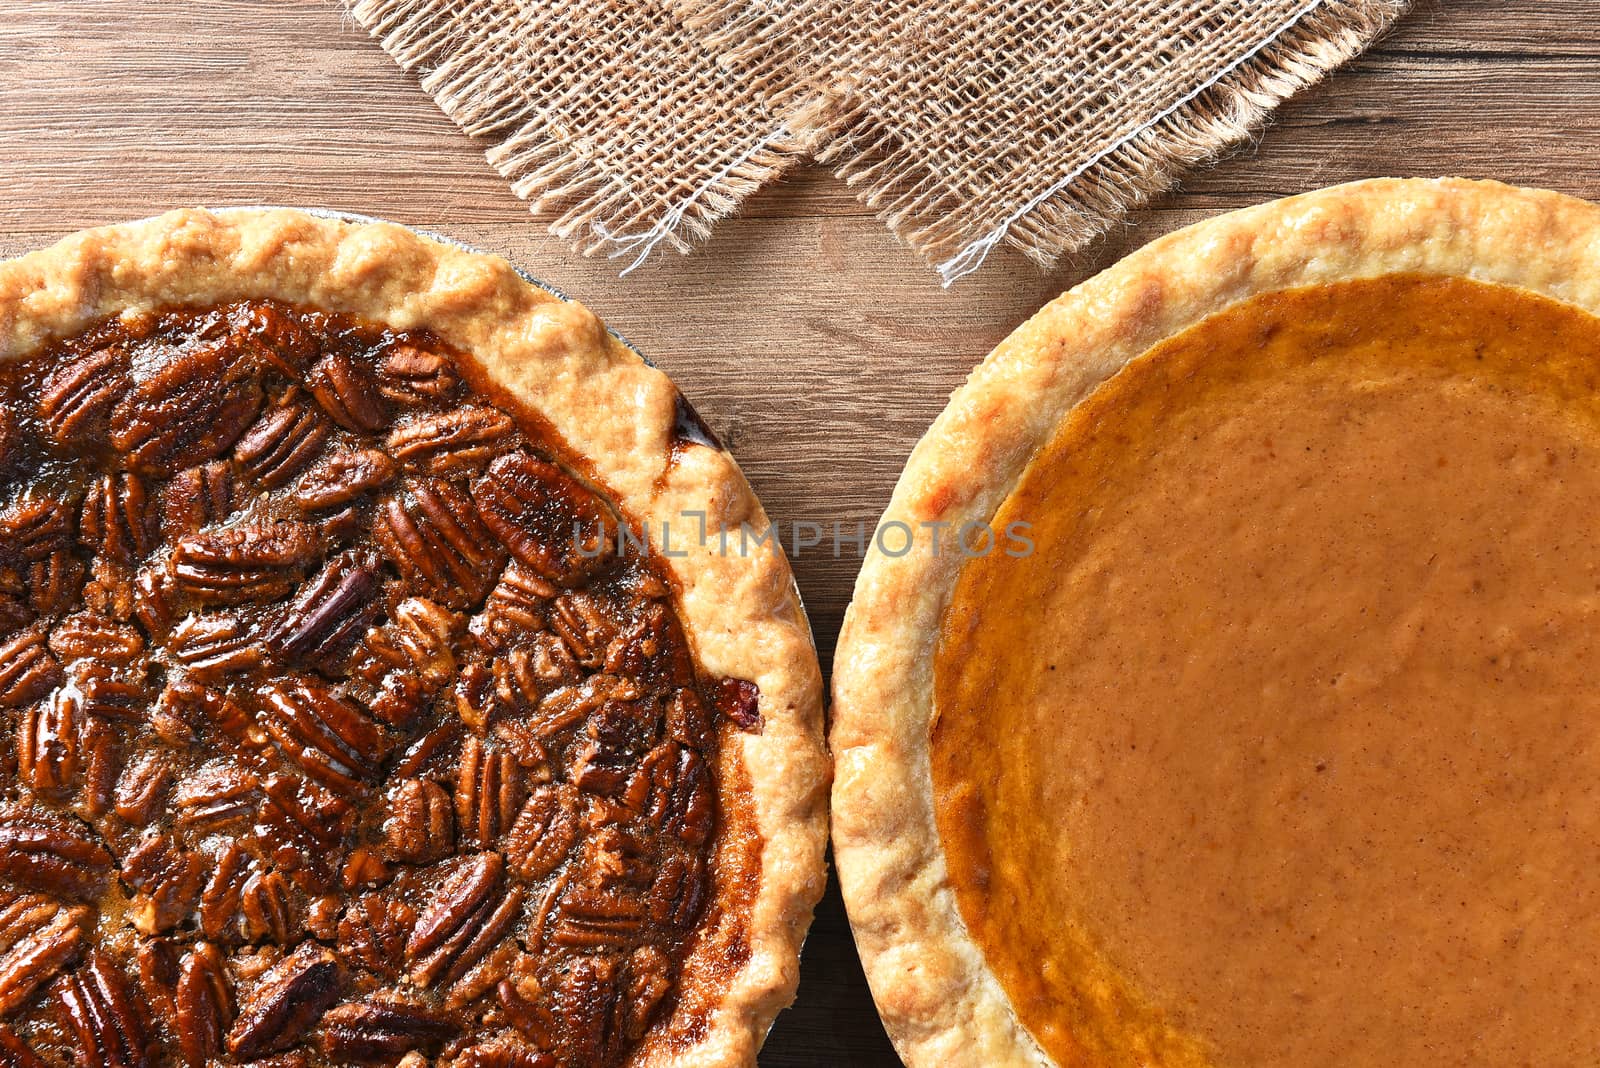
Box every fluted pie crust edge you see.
[0,208,829,1068]
[829,177,1600,1068]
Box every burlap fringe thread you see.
[681,0,1409,281]
[348,0,805,270]
[347,0,1409,283]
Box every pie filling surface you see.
[0,301,759,1066]
[933,275,1600,1067]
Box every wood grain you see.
[1,1,1597,1062]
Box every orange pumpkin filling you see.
[934,275,1600,1067]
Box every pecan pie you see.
[0,210,827,1067]
[833,179,1600,1068]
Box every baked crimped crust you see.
[0,208,829,1067]
[830,178,1600,1067]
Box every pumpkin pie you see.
[0,209,827,1067]
[833,178,1600,1068]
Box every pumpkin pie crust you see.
[0,209,828,1067]
[833,178,1600,1068]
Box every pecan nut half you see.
[55,951,152,1068]
[0,898,87,1017]
[388,406,519,476]
[173,522,322,606]
[225,942,341,1060]
[0,808,111,902]
[406,853,523,990]
[473,453,617,586]
[173,942,233,1068]
[374,480,507,609]
[319,996,453,1061]
[37,346,130,449]
[110,341,264,476]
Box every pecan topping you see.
[1,495,84,618]
[554,591,626,672]
[407,854,523,990]
[114,752,175,828]
[290,448,397,514]
[454,1040,556,1068]
[354,596,461,693]
[229,302,316,377]
[636,743,713,846]
[0,598,30,643]
[552,885,648,951]
[167,613,266,680]
[268,551,381,674]
[81,472,159,569]
[503,786,579,881]
[307,351,387,432]
[0,494,72,562]
[712,676,763,732]
[0,1025,43,1068]
[665,688,712,746]
[494,636,581,716]
[455,737,524,850]
[570,700,653,796]
[253,774,353,881]
[260,678,389,795]
[647,854,707,931]
[18,691,83,799]
[161,461,242,537]
[77,720,122,821]
[239,870,294,945]
[542,954,619,1064]
[619,945,673,1041]
[198,845,253,945]
[0,300,733,1067]
[156,679,265,753]
[64,655,147,722]
[337,894,415,981]
[471,564,557,652]
[135,938,180,1031]
[173,762,260,835]
[48,612,145,665]
[132,565,179,641]
[22,550,84,618]
[121,835,208,936]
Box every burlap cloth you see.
[347,0,1408,282]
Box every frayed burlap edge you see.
[346,0,803,268]
[683,0,1410,284]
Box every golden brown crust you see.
[0,208,829,1068]
[830,177,1600,1067]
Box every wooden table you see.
[1,1,1596,1062]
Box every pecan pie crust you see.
[0,209,827,1067]
[832,179,1600,1067]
